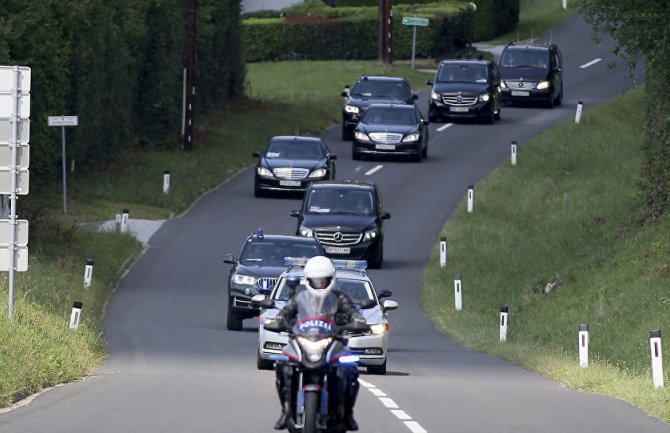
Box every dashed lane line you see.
[365,165,383,176]
[580,58,602,69]
[359,378,429,433]
[437,123,453,132]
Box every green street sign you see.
[402,16,429,27]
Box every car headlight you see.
[354,131,371,142]
[256,167,273,177]
[500,81,507,89]
[402,133,420,142]
[431,91,440,100]
[369,323,389,335]
[308,168,327,178]
[479,93,490,102]
[299,225,314,237]
[233,274,257,285]
[536,81,550,90]
[363,228,378,241]
[345,105,360,114]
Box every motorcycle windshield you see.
[292,290,339,338]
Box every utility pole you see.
[378,0,393,64]
[183,0,196,151]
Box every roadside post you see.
[511,141,517,166]
[454,275,462,311]
[650,330,664,388]
[500,307,508,342]
[120,209,130,234]
[575,101,583,124]
[0,65,31,320]
[439,236,447,268]
[578,324,589,367]
[69,301,83,330]
[163,170,171,194]
[467,185,474,213]
[48,115,78,214]
[402,16,429,70]
[83,259,94,288]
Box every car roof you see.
[503,43,555,52]
[269,136,322,143]
[246,233,321,243]
[307,180,375,191]
[439,59,491,66]
[281,266,370,281]
[355,75,408,83]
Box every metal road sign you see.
[0,245,27,271]
[0,118,29,144]
[0,93,30,118]
[0,144,29,168]
[0,219,28,245]
[402,16,429,26]
[0,66,31,92]
[48,115,78,127]
[0,168,29,194]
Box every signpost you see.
[48,115,78,214]
[402,16,429,69]
[0,65,31,319]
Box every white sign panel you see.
[0,245,28,271]
[0,219,28,245]
[0,118,29,144]
[0,66,31,92]
[0,168,29,194]
[0,93,30,118]
[0,144,29,169]
[48,116,78,127]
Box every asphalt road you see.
[1,14,665,433]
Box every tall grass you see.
[421,88,670,422]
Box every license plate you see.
[279,180,301,187]
[511,90,530,96]
[325,246,351,254]
[375,144,395,150]
[449,106,469,112]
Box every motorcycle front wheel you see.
[303,391,319,433]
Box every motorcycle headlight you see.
[297,336,333,362]
[536,81,550,90]
[479,93,490,102]
[256,167,273,177]
[402,133,420,142]
[431,91,440,100]
[345,105,360,114]
[299,225,314,237]
[354,131,370,142]
[369,323,389,335]
[233,274,257,285]
[363,228,378,241]
[308,168,327,178]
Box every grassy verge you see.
[421,87,670,422]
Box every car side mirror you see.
[330,154,338,160]
[359,299,376,309]
[252,151,261,157]
[378,289,393,299]
[379,211,391,220]
[342,85,350,97]
[421,119,429,125]
[223,253,235,264]
[426,79,433,85]
[411,93,418,100]
[260,298,275,309]
[289,209,301,217]
[382,300,399,311]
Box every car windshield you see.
[362,107,417,126]
[305,189,374,216]
[273,276,376,304]
[265,139,324,160]
[500,49,549,69]
[437,64,488,83]
[240,240,322,265]
[351,80,410,99]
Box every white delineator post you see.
[575,101,583,124]
[467,185,474,213]
[454,275,462,311]
[115,213,122,232]
[83,259,94,288]
[69,301,83,330]
[163,170,170,194]
[562,0,567,10]
[120,209,129,233]
[510,141,517,166]
[500,307,508,342]
[579,324,589,368]
[650,329,664,388]
[439,236,447,268]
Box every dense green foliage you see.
[582,0,670,217]
[0,0,244,192]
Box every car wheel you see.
[428,109,438,123]
[253,179,264,197]
[546,92,555,109]
[342,124,353,141]
[494,105,501,121]
[257,350,274,370]
[421,142,428,159]
[226,303,243,331]
[483,106,495,124]
[368,245,383,269]
[555,85,563,106]
[352,144,362,160]
[367,360,387,375]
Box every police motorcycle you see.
[263,275,371,433]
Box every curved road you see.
[1,15,665,433]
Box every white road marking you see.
[379,397,399,409]
[354,166,363,172]
[580,58,602,69]
[365,165,383,176]
[369,388,386,397]
[405,421,428,433]
[437,123,453,132]
[362,380,429,432]
[391,410,412,420]
[358,378,374,388]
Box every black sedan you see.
[253,136,337,197]
[352,104,429,162]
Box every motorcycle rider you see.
[272,255,367,431]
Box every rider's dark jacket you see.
[275,289,367,331]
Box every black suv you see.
[223,231,325,330]
[498,42,563,108]
[341,76,418,141]
[426,59,502,124]
[290,181,390,268]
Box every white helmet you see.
[303,255,336,295]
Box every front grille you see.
[441,94,477,106]
[315,229,362,246]
[369,132,403,144]
[273,167,309,180]
[505,80,537,90]
[256,278,278,292]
